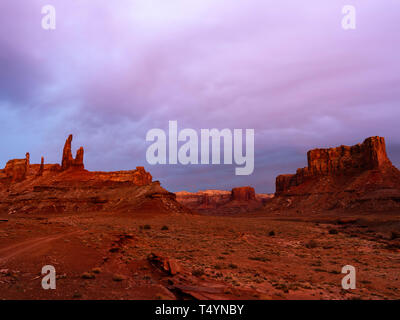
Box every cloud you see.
[0,0,399,192]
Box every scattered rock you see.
[148,253,182,275]
[81,272,95,279]
[112,274,127,282]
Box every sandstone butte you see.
[0,135,188,215]
[270,136,400,213]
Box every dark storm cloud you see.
[0,0,399,192]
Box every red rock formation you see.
[74,147,84,169]
[175,190,231,211]
[276,137,394,195]
[0,135,187,215]
[307,136,391,175]
[132,166,153,186]
[272,136,400,212]
[176,187,271,214]
[231,186,256,201]
[37,157,44,176]
[61,134,84,170]
[4,153,30,182]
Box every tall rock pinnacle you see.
[61,134,84,170]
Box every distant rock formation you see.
[271,136,400,213]
[61,134,84,170]
[176,190,231,211]
[176,188,273,214]
[231,186,256,201]
[0,135,187,215]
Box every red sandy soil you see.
[1,210,399,300]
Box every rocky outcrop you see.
[4,153,30,182]
[132,166,153,186]
[0,135,188,215]
[61,135,84,170]
[271,136,400,213]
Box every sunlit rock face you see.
[272,137,400,213]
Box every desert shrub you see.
[248,256,270,262]
[192,269,205,277]
[81,272,95,279]
[228,263,238,269]
[305,240,318,249]
[390,231,400,240]
[112,274,126,282]
[91,267,101,274]
[273,283,289,293]
[161,225,169,231]
[269,231,275,236]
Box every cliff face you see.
[272,136,400,212]
[307,136,391,174]
[276,137,393,195]
[0,135,188,215]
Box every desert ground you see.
[1,210,399,300]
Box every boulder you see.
[147,253,182,275]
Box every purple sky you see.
[0,0,399,193]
